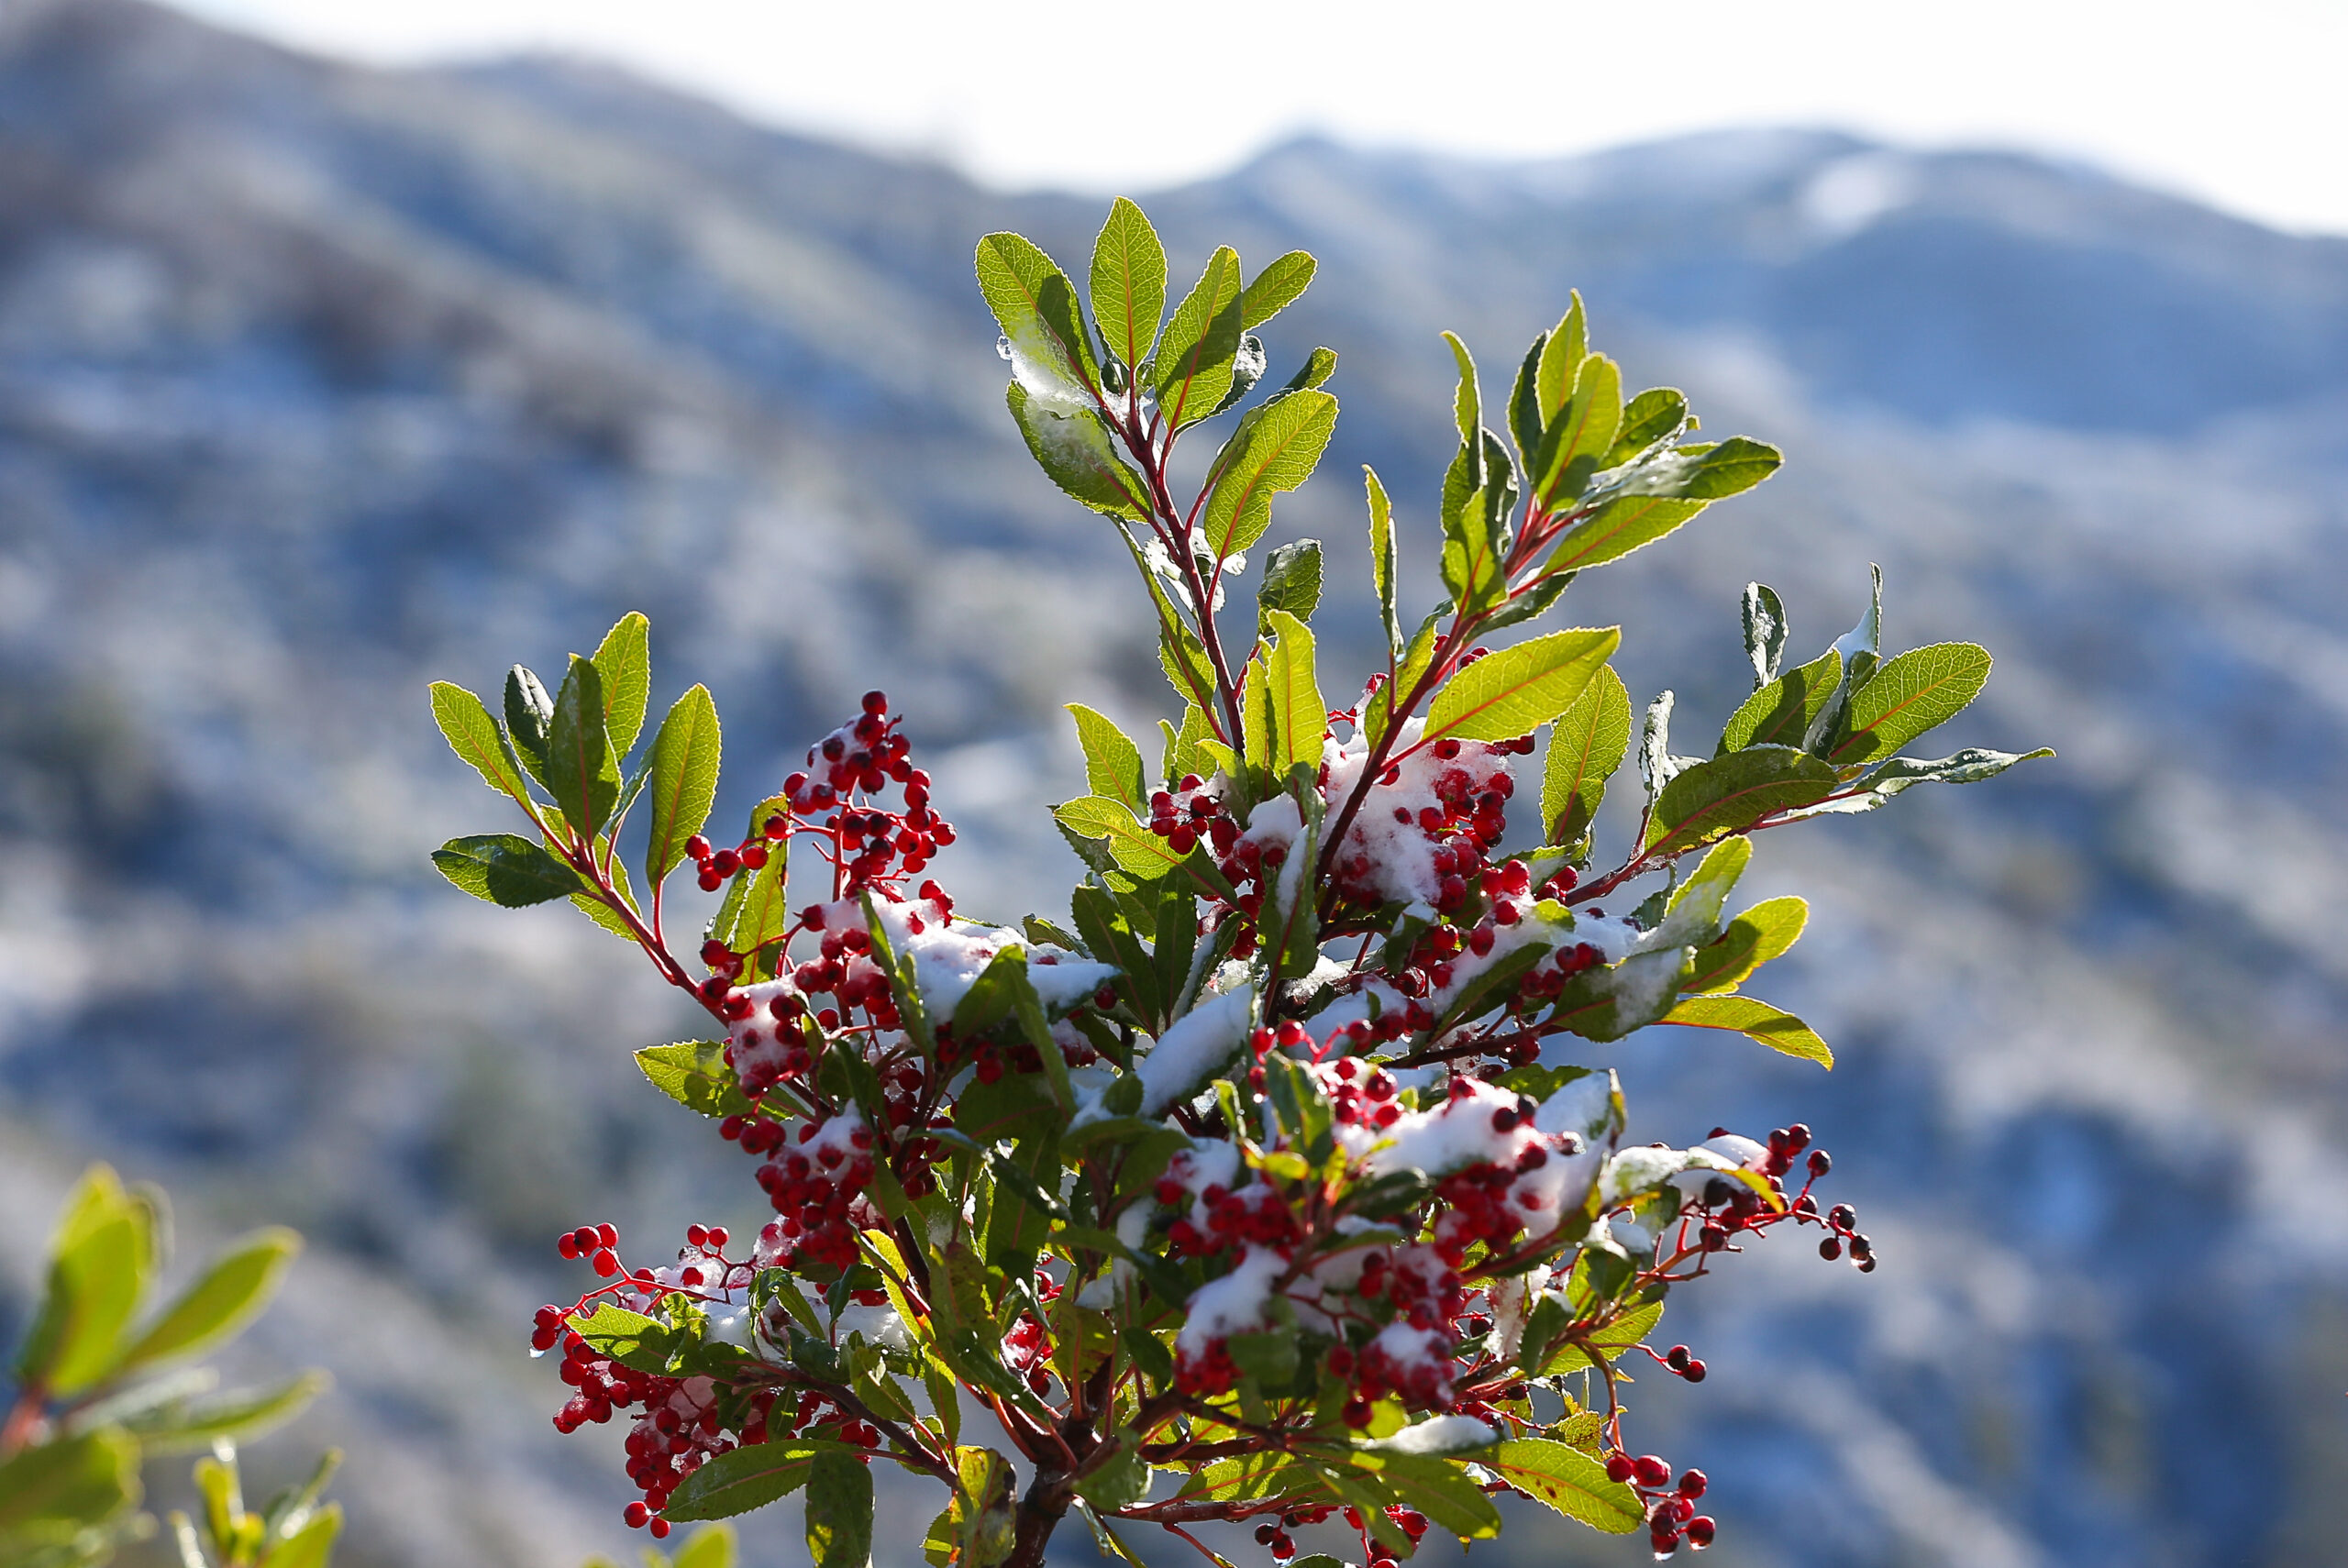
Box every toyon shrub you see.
[429,199,2051,1568]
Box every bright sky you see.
[180,0,2348,237]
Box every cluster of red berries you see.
[745,1114,880,1272]
[1603,1454,1717,1557]
[534,1224,792,1535]
[1343,1502,1433,1568]
[1246,1503,1341,1563]
[1348,731,1535,914]
[781,692,954,890]
[1683,1123,1866,1269]
[683,822,781,894]
[1001,1305,1058,1397]
[1159,1176,1307,1260]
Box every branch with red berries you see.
[428,197,2048,1568]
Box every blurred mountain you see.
[0,1,2343,1565]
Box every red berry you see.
[1633,1454,1672,1488]
[1686,1517,1716,1548]
[1606,1453,1637,1484]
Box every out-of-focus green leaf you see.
[131,1371,329,1455]
[670,1523,737,1568]
[18,1166,148,1397]
[0,1429,138,1540]
[117,1229,300,1375]
[265,1503,341,1568]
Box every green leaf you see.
[1364,467,1401,658]
[804,1448,873,1568]
[1423,628,1621,746]
[18,1166,147,1397]
[1719,649,1842,754]
[1200,390,1337,558]
[1644,745,1838,856]
[1534,293,1586,425]
[1683,896,1807,994]
[1089,197,1167,374]
[977,231,1095,400]
[432,834,588,908]
[1540,664,1632,851]
[1663,994,1833,1066]
[1535,1297,1664,1375]
[1742,582,1788,688]
[637,1041,755,1118]
[1603,386,1689,468]
[265,1505,341,1568]
[1281,347,1337,393]
[1054,796,1236,900]
[943,1447,1017,1568]
[1327,1450,1501,1543]
[0,1429,138,1538]
[1115,527,1220,714]
[130,1370,328,1454]
[504,665,556,786]
[570,1303,675,1375]
[1005,382,1150,521]
[1486,1439,1643,1533]
[1508,332,1546,467]
[1539,437,1782,575]
[1066,705,1147,814]
[1071,1434,1151,1512]
[117,1228,300,1374]
[643,684,723,887]
[1260,611,1325,782]
[1240,250,1315,329]
[592,612,653,758]
[662,1441,847,1522]
[1830,642,1993,766]
[429,682,534,807]
[671,1524,738,1568]
[1151,246,1245,430]
[1257,538,1323,635]
[1532,351,1621,511]
[1793,745,2055,816]
[547,655,620,841]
